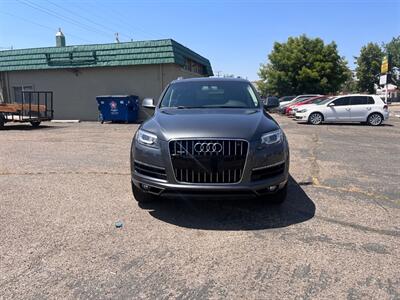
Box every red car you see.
[285,96,328,116]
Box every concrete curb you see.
[51,120,80,123]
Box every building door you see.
[13,85,33,103]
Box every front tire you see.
[132,181,155,203]
[308,112,323,125]
[367,113,383,126]
[270,183,288,204]
[30,121,41,128]
[257,183,287,205]
[0,113,5,129]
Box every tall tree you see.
[258,35,349,96]
[384,36,400,85]
[355,43,384,93]
[340,69,358,94]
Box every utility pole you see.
[215,71,222,78]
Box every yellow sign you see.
[381,56,389,74]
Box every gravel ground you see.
[0,115,399,299]
[389,103,400,118]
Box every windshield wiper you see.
[203,106,249,109]
[175,106,202,109]
[171,106,251,109]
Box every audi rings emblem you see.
[194,142,223,153]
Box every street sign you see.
[381,56,389,74]
[379,74,387,85]
[380,74,392,86]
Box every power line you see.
[5,0,165,46]
[72,2,138,40]
[105,7,162,39]
[43,0,132,40]
[78,1,163,40]
[16,0,114,40]
[0,11,94,44]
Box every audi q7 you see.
[130,78,289,204]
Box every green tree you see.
[340,69,358,94]
[258,35,349,96]
[355,43,384,93]
[384,36,400,84]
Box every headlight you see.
[297,109,307,113]
[136,129,158,147]
[261,129,282,145]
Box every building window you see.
[183,58,205,75]
[13,85,33,103]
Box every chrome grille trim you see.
[251,161,285,182]
[134,160,167,180]
[252,160,286,171]
[169,139,249,184]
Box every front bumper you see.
[294,112,308,121]
[131,138,289,199]
[132,173,288,199]
[287,109,296,117]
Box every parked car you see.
[294,94,389,126]
[278,95,296,103]
[286,96,329,116]
[264,96,279,112]
[279,94,321,114]
[279,94,321,107]
[131,78,290,204]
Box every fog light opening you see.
[269,185,278,192]
[140,184,163,195]
[141,184,150,191]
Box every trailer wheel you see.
[0,114,5,129]
[30,121,41,128]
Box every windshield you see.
[279,96,295,102]
[295,96,317,102]
[316,96,335,105]
[160,81,260,109]
[307,96,329,103]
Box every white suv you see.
[295,94,389,126]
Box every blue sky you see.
[0,0,399,80]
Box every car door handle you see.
[345,108,351,111]
[366,107,371,110]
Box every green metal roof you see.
[0,39,213,76]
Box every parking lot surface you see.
[1,115,399,299]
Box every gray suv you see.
[130,78,289,204]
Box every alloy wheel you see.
[368,114,382,126]
[309,113,322,125]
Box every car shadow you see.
[139,175,315,231]
[0,124,62,131]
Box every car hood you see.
[279,101,292,107]
[141,108,280,141]
[296,104,318,110]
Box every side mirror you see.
[328,102,335,107]
[263,97,279,109]
[142,98,155,109]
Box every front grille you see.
[251,162,285,181]
[169,139,248,184]
[134,161,167,180]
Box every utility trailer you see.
[0,91,53,129]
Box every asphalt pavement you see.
[0,115,399,299]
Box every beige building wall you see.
[2,63,202,121]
